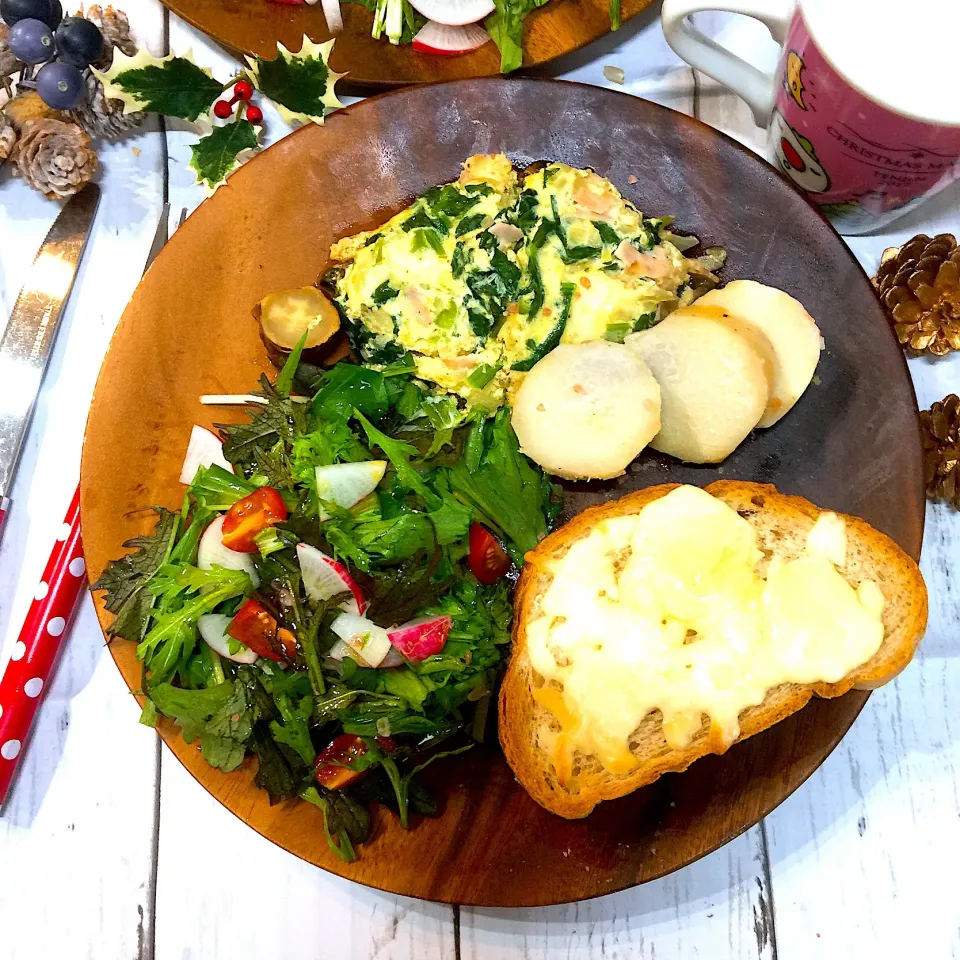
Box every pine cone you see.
[873,233,960,356]
[68,70,142,140]
[920,393,960,506]
[0,113,16,162]
[86,5,137,70]
[12,118,98,199]
[3,89,64,132]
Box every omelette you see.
[328,154,704,408]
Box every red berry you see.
[233,79,253,101]
[213,99,233,119]
[245,104,263,125]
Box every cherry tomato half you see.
[227,597,294,663]
[468,523,509,584]
[315,734,368,790]
[221,486,288,553]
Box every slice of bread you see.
[499,481,928,819]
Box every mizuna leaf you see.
[245,36,344,126]
[93,47,223,121]
[188,119,259,192]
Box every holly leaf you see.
[93,47,223,121]
[245,36,344,126]
[188,119,259,192]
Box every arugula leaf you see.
[448,409,553,559]
[311,365,391,423]
[269,693,316,766]
[484,0,549,73]
[218,375,307,488]
[189,119,258,192]
[149,679,255,772]
[251,723,301,803]
[137,567,251,682]
[96,51,222,121]
[92,508,179,642]
[299,785,371,861]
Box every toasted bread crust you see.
[499,481,928,819]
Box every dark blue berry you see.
[36,60,84,110]
[8,17,54,63]
[0,0,54,28]
[47,0,60,27]
[55,16,104,68]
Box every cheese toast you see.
[499,481,928,819]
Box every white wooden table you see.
[1,5,958,958]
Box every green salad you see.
[94,348,560,861]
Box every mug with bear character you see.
[662,0,960,234]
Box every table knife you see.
[0,184,100,537]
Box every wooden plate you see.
[81,78,924,907]
[161,0,656,89]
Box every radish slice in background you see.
[179,425,233,484]
[413,20,490,52]
[387,615,452,661]
[314,0,343,32]
[315,461,387,520]
[297,543,367,614]
[198,516,260,587]
[330,613,392,668]
[412,0,493,29]
[198,614,259,664]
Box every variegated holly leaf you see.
[245,36,344,127]
[93,47,224,122]
[189,119,259,193]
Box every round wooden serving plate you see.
[81,78,924,907]
[161,0,656,89]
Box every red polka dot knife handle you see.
[0,486,85,805]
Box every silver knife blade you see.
[0,184,101,500]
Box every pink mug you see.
[661,0,960,234]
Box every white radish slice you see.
[297,543,367,614]
[330,613,392,668]
[387,615,452,661]
[315,0,343,31]
[326,637,366,665]
[412,19,491,53]
[198,516,260,587]
[179,425,233,484]
[315,461,387,520]
[197,613,259,664]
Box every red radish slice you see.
[330,613,392,668]
[412,19,491,55]
[387,615,452,661]
[297,543,367,614]
[198,516,260,587]
[315,461,386,520]
[179,425,233,484]
[198,614,259,664]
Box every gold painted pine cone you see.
[874,233,960,357]
[86,4,137,69]
[920,393,960,506]
[12,119,99,200]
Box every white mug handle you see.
[661,0,797,126]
